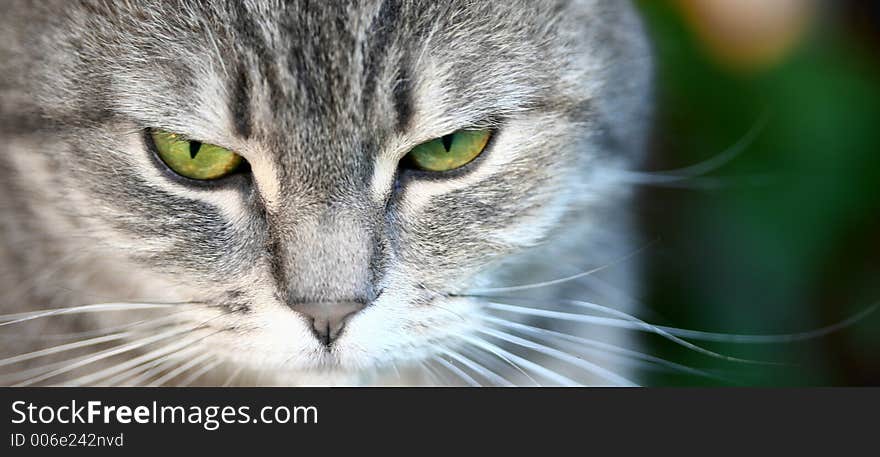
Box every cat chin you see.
[199,347,431,386]
[194,362,425,387]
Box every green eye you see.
[405,129,492,172]
[151,129,244,180]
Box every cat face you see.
[15,0,650,381]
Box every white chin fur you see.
[191,291,480,384]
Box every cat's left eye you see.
[150,129,244,181]
[404,129,492,172]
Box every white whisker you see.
[0,303,175,328]
[66,324,220,385]
[459,338,539,386]
[0,332,132,368]
[177,358,222,387]
[52,311,232,386]
[467,243,651,294]
[420,361,446,386]
[486,301,767,364]
[458,334,577,386]
[253,368,266,387]
[10,307,228,387]
[433,356,481,387]
[2,328,194,386]
[62,334,217,387]
[222,364,247,387]
[438,347,514,387]
[649,303,880,344]
[148,352,214,387]
[612,110,770,184]
[563,299,796,363]
[477,326,639,386]
[486,316,723,382]
[431,304,467,322]
[48,331,214,387]
[0,315,183,367]
[102,347,203,386]
[0,311,189,341]
[389,361,403,382]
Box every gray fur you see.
[0,0,652,386]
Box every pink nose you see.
[292,301,365,346]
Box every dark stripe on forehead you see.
[230,64,253,139]
[363,0,400,87]
[392,64,413,131]
[362,0,411,131]
[231,1,285,116]
[280,3,357,118]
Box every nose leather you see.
[292,301,365,346]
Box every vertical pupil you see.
[441,134,454,152]
[189,141,201,159]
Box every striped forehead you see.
[227,1,412,142]
[223,0,415,195]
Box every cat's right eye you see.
[150,129,244,181]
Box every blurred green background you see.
[634,0,880,385]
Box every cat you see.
[0,0,652,386]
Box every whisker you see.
[123,360,186,387]
[487,296,875,352]
[101,347,203,387]
[486,301,771,365]
[431,304,467,322]
[61,332,220,387]
[648,303,880,344]
[0,311,232,385]
[103,365,168,387]
[0,303,176,328]
[0,332,132,368]
[612,110,770,184]
[253,368,266,387]
[485,316,726,383]
[10,308,227,387]
[432,356,481,387]
[1,348,114,385]
[388,360,403,382]
[0,315,185,367]
[36,330,204,387]
[459,338,539,386]
[33,310,232,386]
[177,357,222,387]
[465,242,653,294]
[477,326,639,387]
[438,347,514,387]
[611,174,773,190]
[458,334,578,386]
[222,364,247,387]
[49,285,199,306]
[0,310,190,341]
[420,360,447,386]
[2,327,194,386]
[148,352,215,387]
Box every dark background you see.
[635,0,880,385]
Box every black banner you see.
[1,388,876,454]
